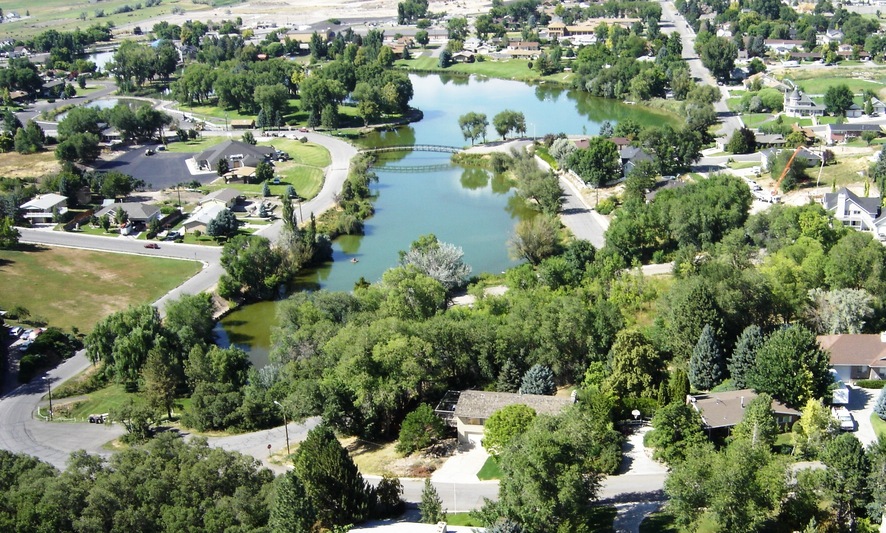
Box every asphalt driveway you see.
[95,148,211,191]
[848,386,879,447]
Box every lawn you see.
[0,245,201,332]
[54,384,130,421]
[741,113,773,128]
[639,511,680,533]
[163,136,227,153]
[396,56,575,84]
[268,139,332,168]
[477,456,503,480]
[74,84,110,97]
[871,412,886,440]
[446,513,483,527]
[797,77,886,96]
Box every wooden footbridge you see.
[359,144,463,172]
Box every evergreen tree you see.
[731,393,778,448]
[875,387,886,420]
[519,364,556,395]
[263,181,271,197]
[282,198,295,230]
[293,424,373,529]
[286,184,297,199]
[729,325,764,389]
[669,368,690,404]
[497,359,523,393]
[419,479,446,524]
[216,158,229,177]
[270,471,317,533]
[689,324,724,391]
[256,109,268,130]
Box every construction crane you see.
[771,145,807,197]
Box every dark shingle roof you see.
[454,390,575,420]
[194,140,274,168]
[690,389,801,428]
[822,187,881,216]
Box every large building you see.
[192,140,275,171]
[784,86,825,117]
[20,193,67,224]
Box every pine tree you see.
[419,478,446,524]
[519,364,556,395]
[689,324,724,391]
[729,325,764,389]
[262,181,271,197]
[497,359,523,393]
[875,387,886,420]
[668,368,690,404]
[270,471,317,533]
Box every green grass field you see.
[797,77,886,96]
[477,456,504,480]
[163,136,227,154]
[871,412,886,440]
[446,513,484,526]
[0,246,201,332]
[57,384,130,420]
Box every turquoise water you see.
[216,74,676,366]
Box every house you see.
[688,389,802,437]
[199,188,241,209]
[818,333,886,382]
[437,390,575,445]
[20,193,67,223]
[94,202,161,224]
[546,22,597,40]
[192,140,275,171]
[846,103,864,118]
[8,90,28,102]
[182,203,227,234]
[871,97,886,115]
[451,51,475,63]
[645,179,686,203]
[819,28,844,45]
[40,79,65,97]
[754,133,786,148]
[764,39,805,54]
[821,187,886,238]
[619,146,653,177]
[826,123,883,144]
[760,147,822,172]
[783,86,825,117]
[506,41,540,52]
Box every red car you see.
[298,127,309,133]
[144,243,160,249]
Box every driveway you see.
[94,149,202,191]
[847,386,879,447]
[431,442,492,484]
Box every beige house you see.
[199,188,241,209]
[819,333,886,382]
[440,390,576,445]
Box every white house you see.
[871,97,886,115]
[821,187,886,239]
[20,193,67,224]
[784,86,825,117]
[182,203,227,234]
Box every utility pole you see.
[273,400,291,456]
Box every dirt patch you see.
[0,151,60,179]
[341,437,457,478]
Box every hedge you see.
[856,379,886,389]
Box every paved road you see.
[14,81,117,126]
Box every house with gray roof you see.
[192,140,275,171]
[822,187,886,239]
[688,389,801,437]
[95,202,161,224]
[440,390,576,444]
[760,147,822,173]
[619,146,653,177]
[182,203,227,234]
[199,188,241,208]
[784,86,825,118]
[826,123,883,144]
[20,193,67,223]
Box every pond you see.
[215,73,677,367]
[55,97,149,121]
[86,50,115,71]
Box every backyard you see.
[0,245,201,332]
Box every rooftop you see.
[453,390,575,420]
[200,188,241,204]
[818,334,886,368]
[94,202,160,221]
[822,187,881,216]
[690,389,800,428]
[20,193,67,211]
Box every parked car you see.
[833,407,855,431]
[144,243,160,249]
[298,127,309,132]
[9,326,22,337]
[145,149,155,156]
[157,145,166,151]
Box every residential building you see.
[20,193,67,224]
[688,389,801,437]
[819,28,844,45]
[619,146,653,177]
[846,103,864,118]
[760,147,822,172]
[826,123,883,144]
[871,97,886,115]
[818,333,886,382]
[764,39,805,54]
[94,202,161,224]
[199,188,241,209]
[506,41,540,52]
[230,119,255,130]
[783,86,825,117]
[192,140,275,171]
[182,203,227,234]
[436,390,576,445]
[821,187,886,239]
[451,51,475,63]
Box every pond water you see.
[86,50,115,71]
[215,73,677,367]
[56,97,149,121]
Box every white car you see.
[834,407,855,431]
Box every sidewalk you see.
[431,443,493,484]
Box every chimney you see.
[837,190,848,216]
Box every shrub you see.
[875,387,886,420]
[17,354,45,383]
[596,198,616,215]
[858,379,886,389]
[396,404,446,455]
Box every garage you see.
[465,432,483,445]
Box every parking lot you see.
[94,148,214,191]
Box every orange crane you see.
[771,145,806,197]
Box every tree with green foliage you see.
[875,387,886,420]
[379,265,446,321]
[792,398,838,459]
[110,397,159,443]
[483,404,537,457]
[216,157,230,177]
[623,159,658,202]
[565,137,620,187]
[605,329,665,398]
[697,36,738,81]
[419,479,446,524]
[508,215,559,265]
[669,369,690,405]
[731,393,778,448]
[497,359,523,393]
[396,404,447,455]
[492,109,526,140]
[866,437,886,521]
[729,325,764,389]
[824,84,855,116]
[807,287,874,335]
[747,325,831,408]
[415,30,430,47]
[207,208,239,239]
[458,112,489,145]
[85,304,163,387]
[271,470,317,533]
[519,364,556,395]
[689,324,724,391]
[820,433,870,530]
[726,127,756,155]
[646,402,706,465]
[142,347,180,419]
[218,235,286,301]
[293,424,373,529]
[242,131,256,145]
[0,216,20,249]
[398,234,472,292]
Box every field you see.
[797,77,886,96]
[0,151,61,179]
[0,246,201,332]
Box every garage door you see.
[833,366,852,384]
[466,432,483,445]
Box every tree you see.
[492,110,526,140]
[824,84,855,116]
[729,325,764,389]
[262,181,271,198]
[163,293,216,352]
[255,161,274,184]
[99,171,143,199]
[820,433,870,530]
[293,424,373,529]
[646,402,706,465]
[438,49,452,68]
[141,347,180,419]
[446,17,469,40]
[566,137,620,187]
[483,404,537,457]
[271,471,317,533]
[379,265,446,321]
[498,359,523,393]
[396,404,446,455]
[793,398,838,459]
[398,234,472,291]
[726,127,756,154]
[206,208,239,239]
[458,112,488,145]
[875,386,886,420]
[242,131,256,145]
[519,364,555,395]
[0,216,20,249]
[698,36,738,81]
[747,325,831,407]
[731,393,778,448]
[219,235,285,301]
[216,158,230,177]
[807,288,874,334]
[605,329,665,398]
[623,159,658,202]
[689,324,725,391]
[771,148,809,193]
[508,215,559,265]
[419,479,446,524]
[110,397,158,443]
[415,30,430,48]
